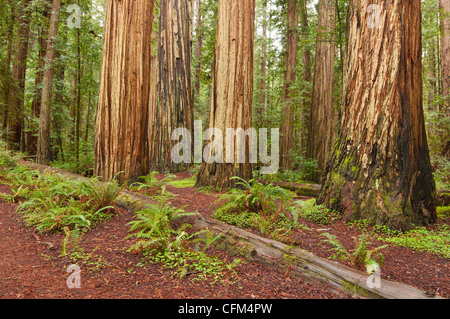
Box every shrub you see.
[76,175,123,210]
[289,199,340,225]
[379,226,450,259]
[319,233,387,274]
[126,204,242,283]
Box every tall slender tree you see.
[279,0,299,170]
[196,0,256,188]
[317,0,436,230]
[439,0,450,157]
[28,1,52,154]
[307,0,336,181]
[1,2,15,135]
[7,0,32,150]
[94,0,155,182]
[37,0,62,165]
[440,0,449,113]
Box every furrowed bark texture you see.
[279,0,299,170]
[307,0,336,181]
[196,0,256,189]
[317,1,437,231]
[154,0,194,172]
[7,0,32,150]
[37,0,62,165]
[94,0,155,182]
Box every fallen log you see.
[260,180,321,198]
[19,160,445,299]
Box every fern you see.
[76,175,123,210]
[319,232,387,274]
[126,204,195,253]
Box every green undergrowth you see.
[347,219,450,259]
[128,172,177,202]
[380,225,450,259]
[169,176,197,188]
[126,203,244,284]
[0,163,122,235]
[437,206,450,219]
[319,233,387,274]
[289,199,341,225]
[212,177,314,244]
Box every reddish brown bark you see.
[279,0,299,170]
[7,0,32,150]
[307,0,336,181]
[94,0,155,182]
[196,0,256,188]
[37,0,62,165]
[317,0,436,231]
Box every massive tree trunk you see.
[154,0,194,172]
[279,0,299,171]
[94,0,155,183]
[195,0,256,189]
[317,1,437,231]
[37,0,62,165]
[7,0,32,150]
[307,0,336,181]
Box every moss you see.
[169,177,196,188]
[437,206,450,219]
[340,280,380,299]
[282,253,298,266]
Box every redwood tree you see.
[279,0,299,170]
[307,0,336,181]
[7,0,32,150]
[440,0,450,156]
[94,0,155,182]
[37,0,62,165]
[317,0,437,230]
[153,0,194,172]
[195,0,256,188]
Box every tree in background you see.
[307,0,336,182]
[439,0,450,157]
[196,0,256,188]
[318,1,437,230]
[279,0,299,170]
[7,0,32,151]
[37,0,62,165]
[153,0,194,173]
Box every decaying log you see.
[260,180,321,198]
[20,160,444,299]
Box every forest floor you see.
[0,170,449,299]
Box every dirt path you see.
[0,183,349,299]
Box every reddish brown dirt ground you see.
[0,183,348,299]
[0,171,449,300]
[164,173,450,299]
